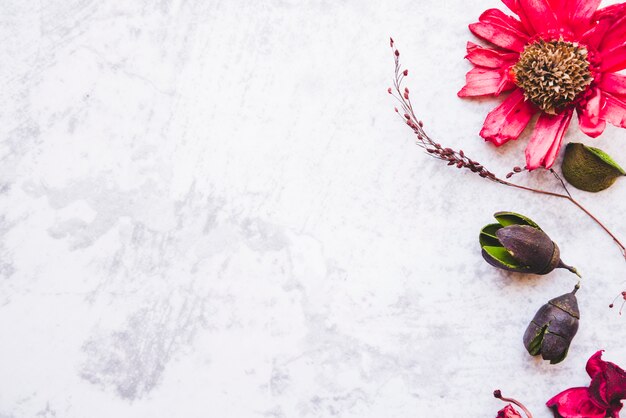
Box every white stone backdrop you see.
[1,0,625,417]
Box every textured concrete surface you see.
[1,0,625,416]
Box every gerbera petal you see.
[586,3,626,48]
[594,3,626,21]
[469,9,530,52]
[598,15,626,51]
[466,42,519,68]
[479,8,529,35]
[519,0,561,34]
[480,89,535,146]
[546,387,608,418]
[501,0,520,14]
[600,44,626,72]
[525,110,572,170]
[581,18,614,49]
[548,0,569,23]
[568,0,602,33]
[458,67,515,97]
[600,73,626,95]
[604,93,626,128]
[577,87,606,138]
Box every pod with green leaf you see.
[479,212,580,277]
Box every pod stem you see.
[558,260,582,278]
[494,390,534,418]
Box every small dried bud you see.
[403,69,408,76]
[390,37,394,47]
[506,172,514,179]
[395,49,400,57]
[387,87,392,94]
[394,107,399,113]
[513,166,522,173]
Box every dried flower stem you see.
[494,390,534,418]
[389,39,626,262]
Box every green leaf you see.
[479,223,503,248]
[528,324,548,356]
[494,211,541,230]
[586,145,626,175]
[482,245,526,269]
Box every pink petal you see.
[600,73,626,95]
[466,42,519,68]
[604,93,626,128]
[587,351,608,378]
[547,387,608,418]
[581,18,614,49]
[600,44,626,72]
[497,404,523,418]
[568,0,602,33]
[586,350,626,410]
[525,110,573,170]
[518,0,561,34]
[585,3,626,48]
[469,9,530,52]
[598,15,626,51]
[594,3,626,21]
[501,0,520,14]
[548,0,569,23]
[501,0,536,34]
[479,8,529,35]
[458,67,515,97]
[577,87,606,138]
[480,89,536,146]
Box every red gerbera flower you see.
[459,0,626,170]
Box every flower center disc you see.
[513,40,593,114]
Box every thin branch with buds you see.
[388,38,626,262]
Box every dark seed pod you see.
[479,212,580,277]
[523,285,580,364]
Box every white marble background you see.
[1,0,625,417]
